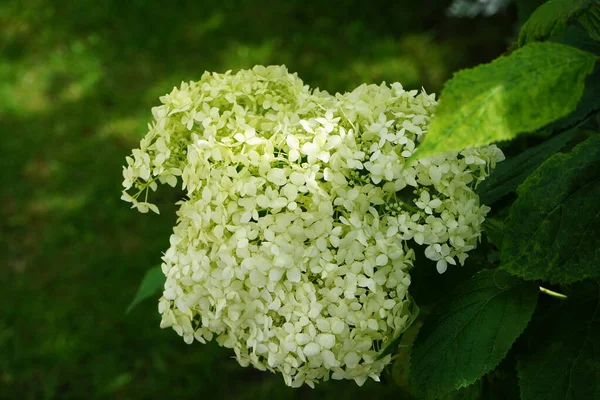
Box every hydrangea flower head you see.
[122,65,504,387]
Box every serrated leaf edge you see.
[500,137,600,284]
[410,271,539,399]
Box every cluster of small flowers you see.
[122,65,504,387]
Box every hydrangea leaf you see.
[579,4,600,40]
[546,27,600,132]
[477,128,579,205]
[126,266,165,313]
[518,0,599,46]
[410,269,539,399]
[411,43,596,160]
[500,134,600,284]
[552,23,600,54]
[543,66,600,134]
[518,280,600,400]
[439,380,483,400]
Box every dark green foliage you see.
[579,3,600,40]
[477,128,579,205]
[518,0,600,46]
[482,217,505,247]
[501,135,600,284]
[412,43,596,160]
[410,270,538,399]
[552,23,600,53]
[483,356,522,400]
[408,244,485,309]
[439,380,483,400]
[518,280,600,400]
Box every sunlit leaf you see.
[412,43,596,160]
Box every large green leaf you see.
[126,265,165,313]
[412,43,596,160]
[476,128,579,205]
[518,280,600,400]
[518,0,600,46]
[410,270,539,400]
[501,134,600,284]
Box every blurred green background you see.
[0,1,515,398]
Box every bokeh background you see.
[1,1,517,398]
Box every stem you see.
[539,286,567,300]
[398,200,419,214]
[131,175,160,200]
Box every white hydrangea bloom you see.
[122,65,504,388]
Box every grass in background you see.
[0,1,514,398]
